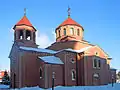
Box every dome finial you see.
[67,6,71,17]
[24,8,26,16]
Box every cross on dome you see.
[67,6,71,17]
[13,8,36,31]
[24,8,26,16]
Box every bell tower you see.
[13,9,37,47]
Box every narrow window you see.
[70,28,74,35]
[58,30,60,37]
[71,70,76,80]
[64,28,66,35]
[77,29,80,36]
[19,30,23,39]
[40,68,42,79]
[93,59,97,68]
[26,30,31,40]
[98,60,101,68]
[72,28,74,35]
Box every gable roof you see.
[65,46,93,53]
[19,46,92,55]
[19,46,57,54]
[94,45,110,57]
[56,46,93,54]
[56,17,83,29]
[39,56,64,64]
[84,45,111,59]
[65,46,92,53]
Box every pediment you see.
[85,45,109,59]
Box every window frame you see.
[19,30,23,39]
[39,67,42,79]
[70,28,74,35]
[77,29,80,36]
[93,58,97,68]
[98,60,101,69]
[26,30,31,40]
[71,69,76,81]
[63,28,66,36]
[93,57,101,69]
[58,30,60,37]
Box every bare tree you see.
[116,71,120,83]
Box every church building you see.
[9,9,116,88]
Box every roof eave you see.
[13,24,37,31]
[55,24,84,31]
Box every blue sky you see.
[0,0,120,70]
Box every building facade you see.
[9,10,116,88]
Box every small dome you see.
[56,17,83,30]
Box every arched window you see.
[71,70,76,80]
[70,28,74,35]
[77,29,80,36]
[26,30,31,40]
[40,68,42,79]
[98,60,101,68]
[19,30,23,39]
[93,59,97,68]
[58,30,60,37]
[64,28,66,35]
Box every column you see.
[31,31,33,41]
[23,30,26,40]
[16,30,21,40]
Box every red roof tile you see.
[57,17,83,29]
[15,15,33,26]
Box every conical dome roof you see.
[13,15,36,31]
[56,17,83,29]
[15,15,33,26]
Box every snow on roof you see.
[39,56,64,64]
[20,46,57,54]
[19,46,92,55]
[63,46,92,53]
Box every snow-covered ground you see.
[0,83,120,90]
[0,84,9,89]
[52,84,120,90]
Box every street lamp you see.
[52,72,55,90]
[112,74,114,87]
